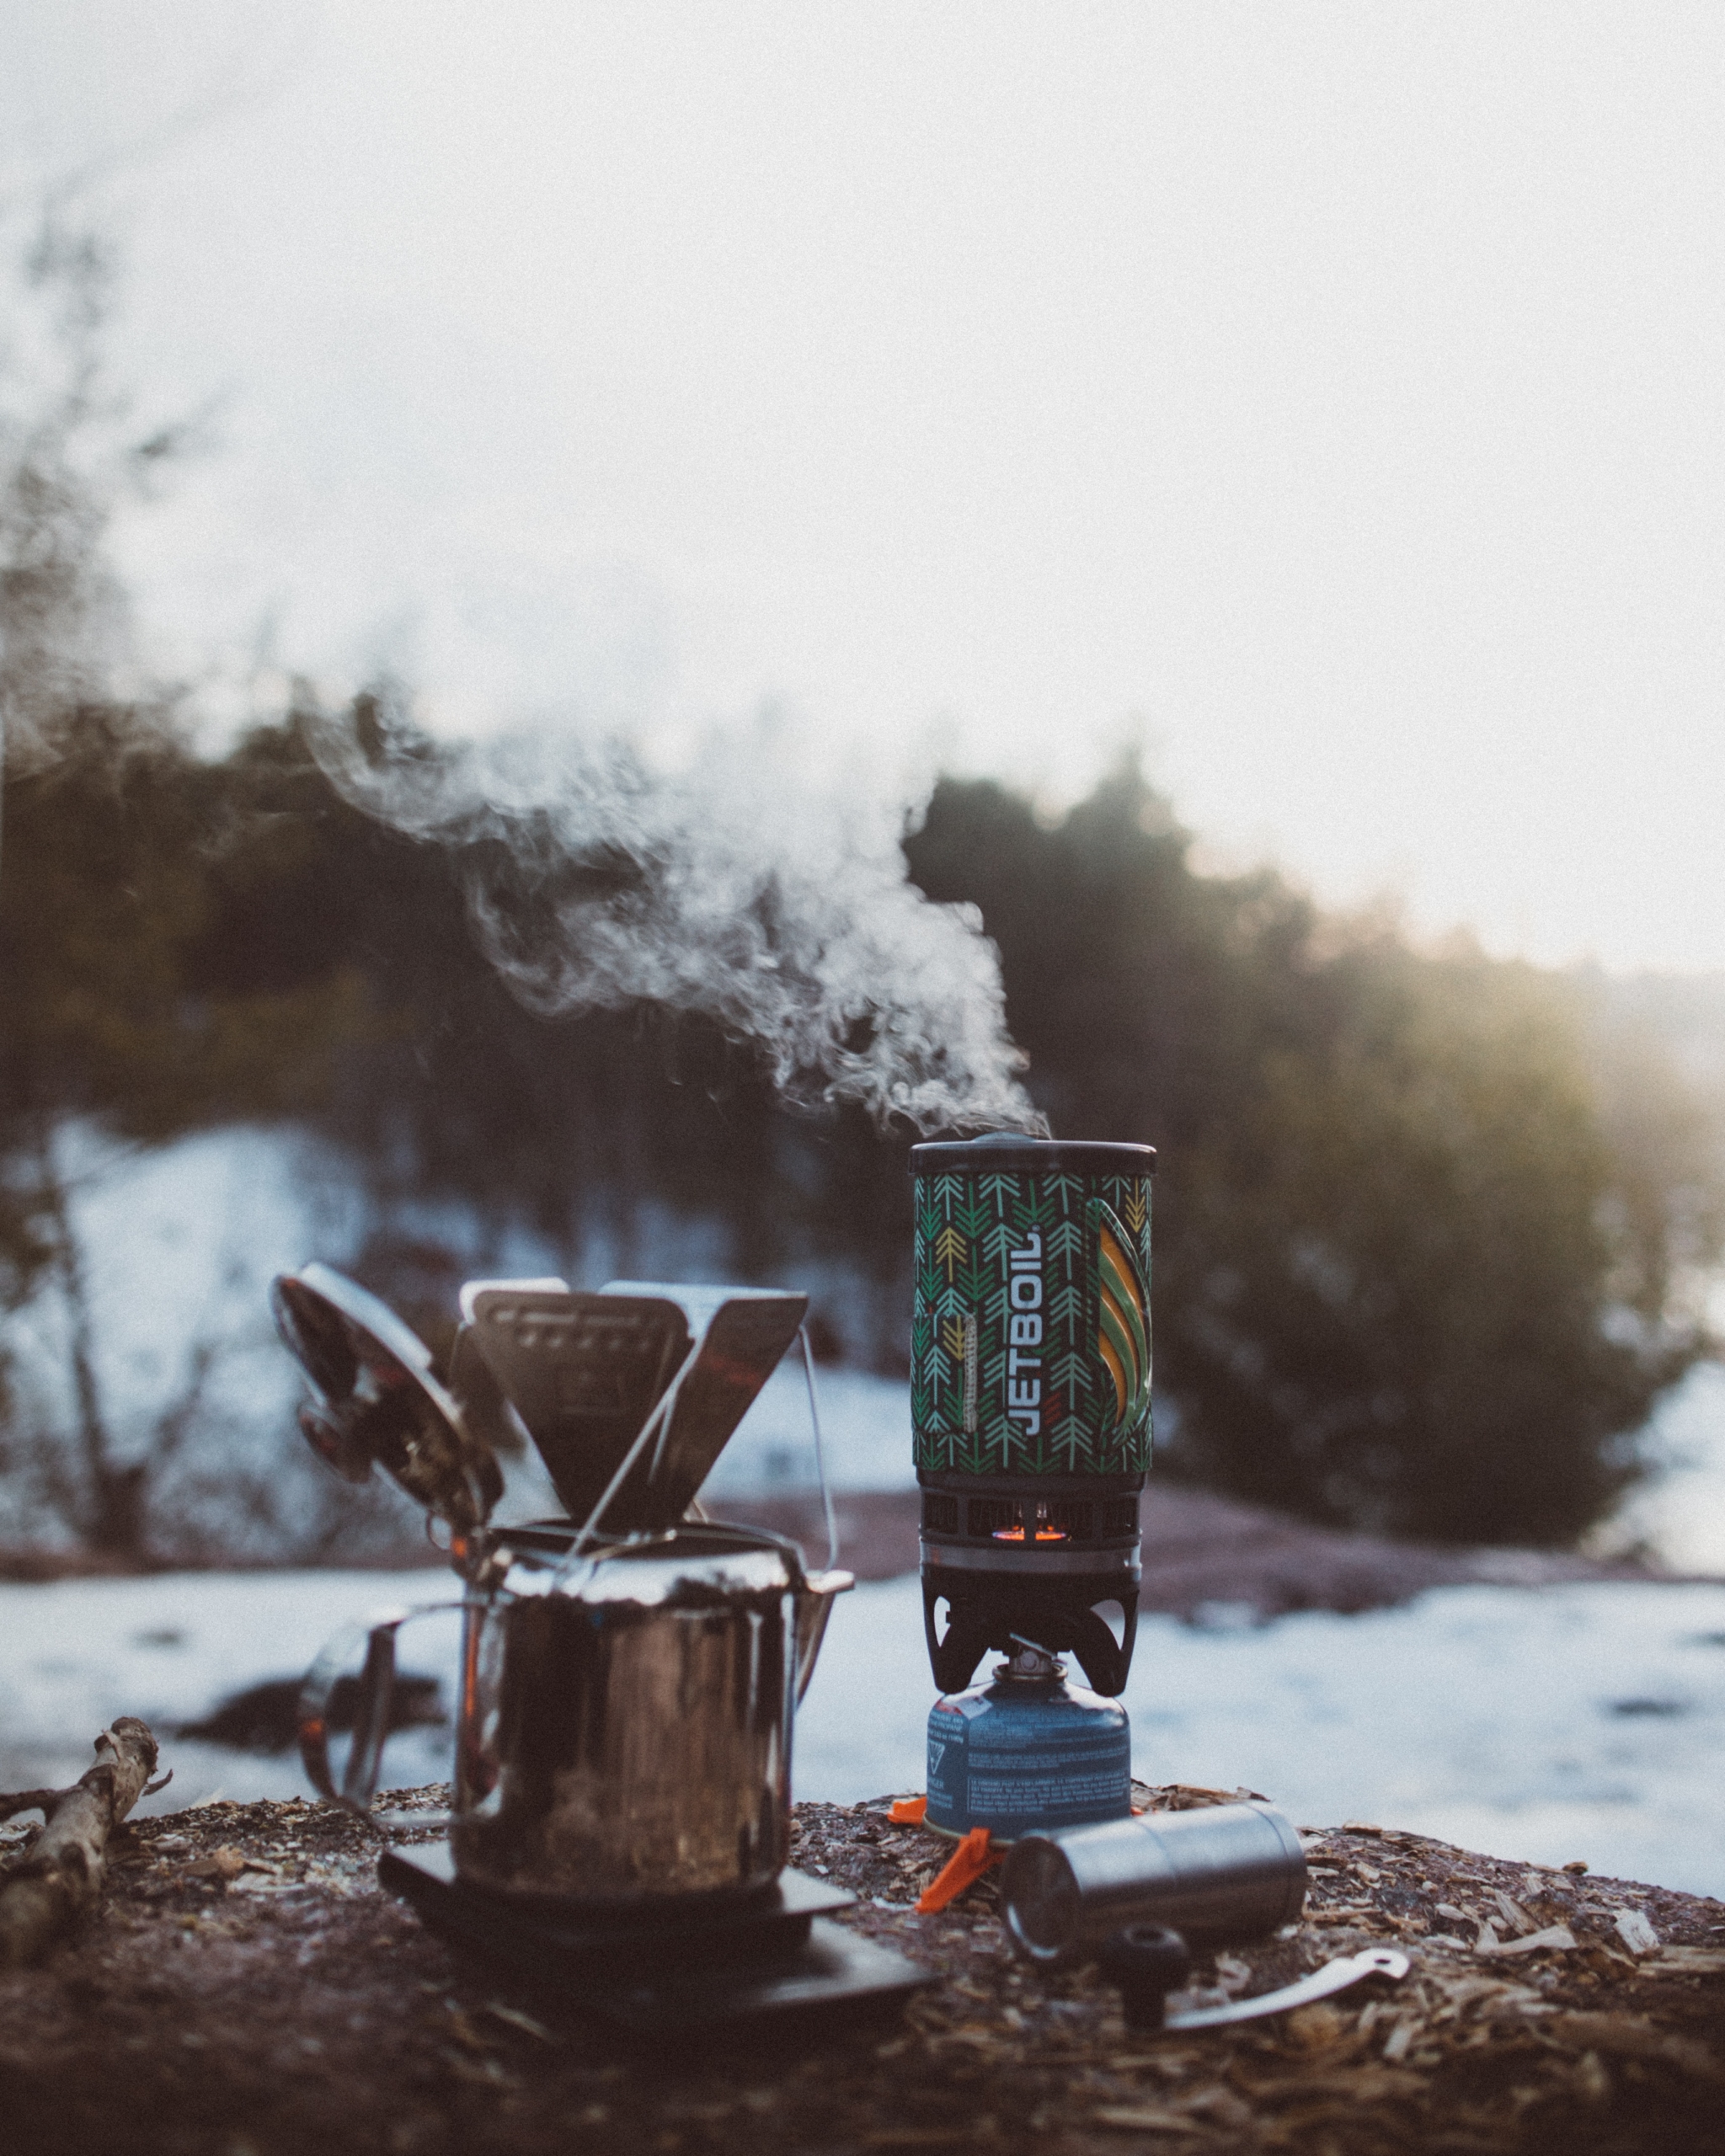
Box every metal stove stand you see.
[380,1844,929,2034]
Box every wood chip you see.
[1136,1784,1268,1812]
[1239,2068,1429,2105]
[1091,2105,1210,2136]
[1381,2019,1416,2063]
[1546,2011,1725,2084]
[188,1846,248,1882]
[1181,2088,1253,2130]
[1614,1908,1659,1956]
[1649,1945,1725,1975]
[1285,2003,1352,2051]
[1473,1924,1577,1957]
[1574,2049,1612,2102]
[480,2002,558,2043]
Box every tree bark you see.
[0,1716,158,1967]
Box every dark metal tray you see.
[379,1844,930,2033]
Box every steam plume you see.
[309,695,1045,1136]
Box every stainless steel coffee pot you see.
[301,1519,851,1902]
[276,1265,852,1906]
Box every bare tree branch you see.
[0,1788,63,1822]
[0,1716,158,1967]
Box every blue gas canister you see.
[925,1643,1131,1840]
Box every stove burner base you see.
[379,1843,930,2033]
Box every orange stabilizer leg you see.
[916,1826,1000,1913]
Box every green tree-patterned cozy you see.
[911,1134,1155,1698]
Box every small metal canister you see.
[999,1801,1307,1962]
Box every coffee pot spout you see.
[793,1568,855,1705]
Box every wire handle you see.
[550,1305,839,1581]
[798,1321,840,1572]
[297,1601,465,1814]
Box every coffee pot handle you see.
[298,1602,464,1813]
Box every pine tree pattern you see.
[911,1166,1152,1476]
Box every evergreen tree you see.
[906,763,1721,1545]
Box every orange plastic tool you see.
[916,1826,1000,1913]
[889,1796,927,1824]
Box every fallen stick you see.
[0,1717,161,1967]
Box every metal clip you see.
[1166,1947,1410,2031]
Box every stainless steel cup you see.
[300,1521,852,1905]
[999,1801,1307,1962]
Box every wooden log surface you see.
[0,1783,1722,2155]
[0,1718,159,1969]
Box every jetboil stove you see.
[271,1265,926,2033]
[911,1134,1155,1840]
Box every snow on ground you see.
[8,1566,1725,1899]
[0,1569,459,1811]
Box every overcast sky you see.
[3,1,1722,970]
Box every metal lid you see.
[270,1263,502,1532]
[911,1134,1156,1177]
[499,1521,804,1609]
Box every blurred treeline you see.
[2,214,1722,1560]
[3,697,1721,1554]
